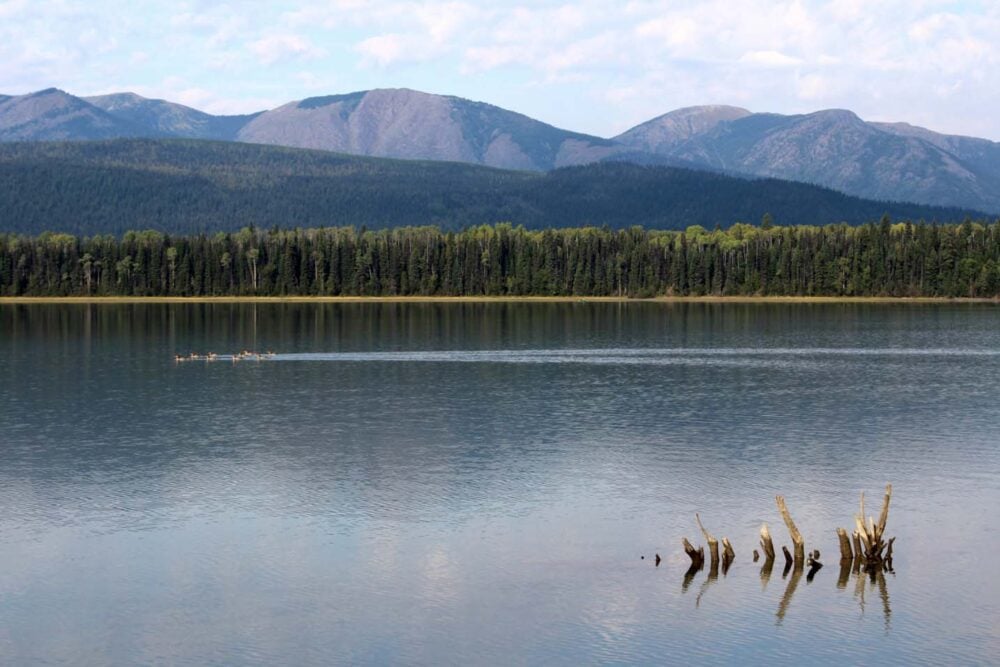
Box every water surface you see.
[1,302,999,664]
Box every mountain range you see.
[1,87,999,213]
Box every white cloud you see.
[357,33,412,67]
[248,33,325,65]
[740,50,804,67]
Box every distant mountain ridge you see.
[85,92,260,140]
[615,106,1000,212]
[1,87,999,212]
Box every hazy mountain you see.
[616,107,1000,212]
[3,87,1000,212]
[615,105,751,154]
[85,93,259,140]
[0,88,144,141]
[0,139,981,236]
[235,88,624,171]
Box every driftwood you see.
[776,495,805,568]
[759,523,775,562]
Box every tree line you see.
[2,219,1000,298]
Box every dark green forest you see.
[3,220,999,298]
[0,139,985,235]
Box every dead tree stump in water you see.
[695,514,720,569]
[759,524,776,562]
[722,538,735,568]
[776,495,806,568]
[851,484,895,570]
[682,537,705,569]
[837,527,854,562]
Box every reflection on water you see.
[1,302,999,665]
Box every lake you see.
[1,301,999,665]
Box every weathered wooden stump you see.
[721,537,735,571]
[695,514,720,569]
[851,484,895,570]
[682,537,705,569]
[776,495,805,568]
[782,545,793,568]
[837,527,853,562]
[759,523,776,562]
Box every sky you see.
[1,0,998,140]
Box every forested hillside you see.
[0,139,983,236]
[4,221,999,298]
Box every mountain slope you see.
[85,93,259,140]
[615,105,751,154]
[0,139,982,236]
[236,88,623,171]
[616,107,1000,212]
[0,88,145,141]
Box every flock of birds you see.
[174,350,276,363]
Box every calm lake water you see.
[1,302,999,665]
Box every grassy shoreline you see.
[2,295,998,304]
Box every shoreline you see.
[2,296,998,305]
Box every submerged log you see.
[695,514,720,568]
[776,495,805,568]
[837,527,853,561]
[759,523,776,562]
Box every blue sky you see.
[1,0,997,139]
